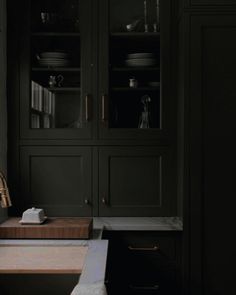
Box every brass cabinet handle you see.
[128,245,159,251]
[129,284,159,291]
[101,94,108,122]
[85,94,91,121]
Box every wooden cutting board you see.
[0,217,93,239]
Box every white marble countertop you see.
[93,216,183,233]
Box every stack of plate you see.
[125,53,157,67]
[38,51,69,67]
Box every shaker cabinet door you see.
[20,146,92,216]
[99,146,176,216]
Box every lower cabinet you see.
[103,231,182,295]
[20,146,92,216]
[19,145,175,217]
[99,146,176,216]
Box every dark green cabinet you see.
[8,0,177,217]
[10,0,174,141]
[179,10,236,295]
[99,146,176,216]
[15,0,94,140]
[20,146,92,216]
[98,0,174,140]
[103,231,182,295]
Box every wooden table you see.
[0,245,88,274]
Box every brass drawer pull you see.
[101,94,108,121]
[85,94,91,121]
[129,284,159,291]
[128,245,159,251]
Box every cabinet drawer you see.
[103,231,182,295]
[106,231,178,261]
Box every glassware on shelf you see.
[126,18,144,32]
[138,94,151,129]
[144,0,148,32]
[153,0,160,32]
[48,75,64,88]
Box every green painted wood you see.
[0,0,8,223]
[20,146,93,217]
[98,0,174,140]
[187,14,236,295]
[99,146,176,216]
[18,0,93,140]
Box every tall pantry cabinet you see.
[178,1,236,294]
[7,0,179,217]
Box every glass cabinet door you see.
[99,0,172,139]
[20,0,93,139]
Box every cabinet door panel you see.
[188,15,236,295]
[20,146,92,216]
[99,147,176,216]
[16,0,93,139]
[98,0,174,140]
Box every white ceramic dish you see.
[39,60,69,67]
[40,52,68,59]
[127,53,154,59]
[125,58,157,67]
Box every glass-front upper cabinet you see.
[99,0,172,139]
[20,0,93,139]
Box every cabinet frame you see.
[18,0,95,140]
[98,0,175,140]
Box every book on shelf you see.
[43,114,51,129]
[31,80,55,118]
[31,113,40,128]
[31,81,43,111]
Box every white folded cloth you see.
[71,282,107,295]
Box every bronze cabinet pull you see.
[85,94,91,121]
[128,245,159,251]
[101,94,108,121]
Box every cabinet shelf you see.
[110,32,160,38]
[112,67,160,72]
[111,87,160,91]
[32,67,81,72]
[31,32,80,37]
[46,87,81,92]
[31,108,52,116]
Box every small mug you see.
[129,78,138,88]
